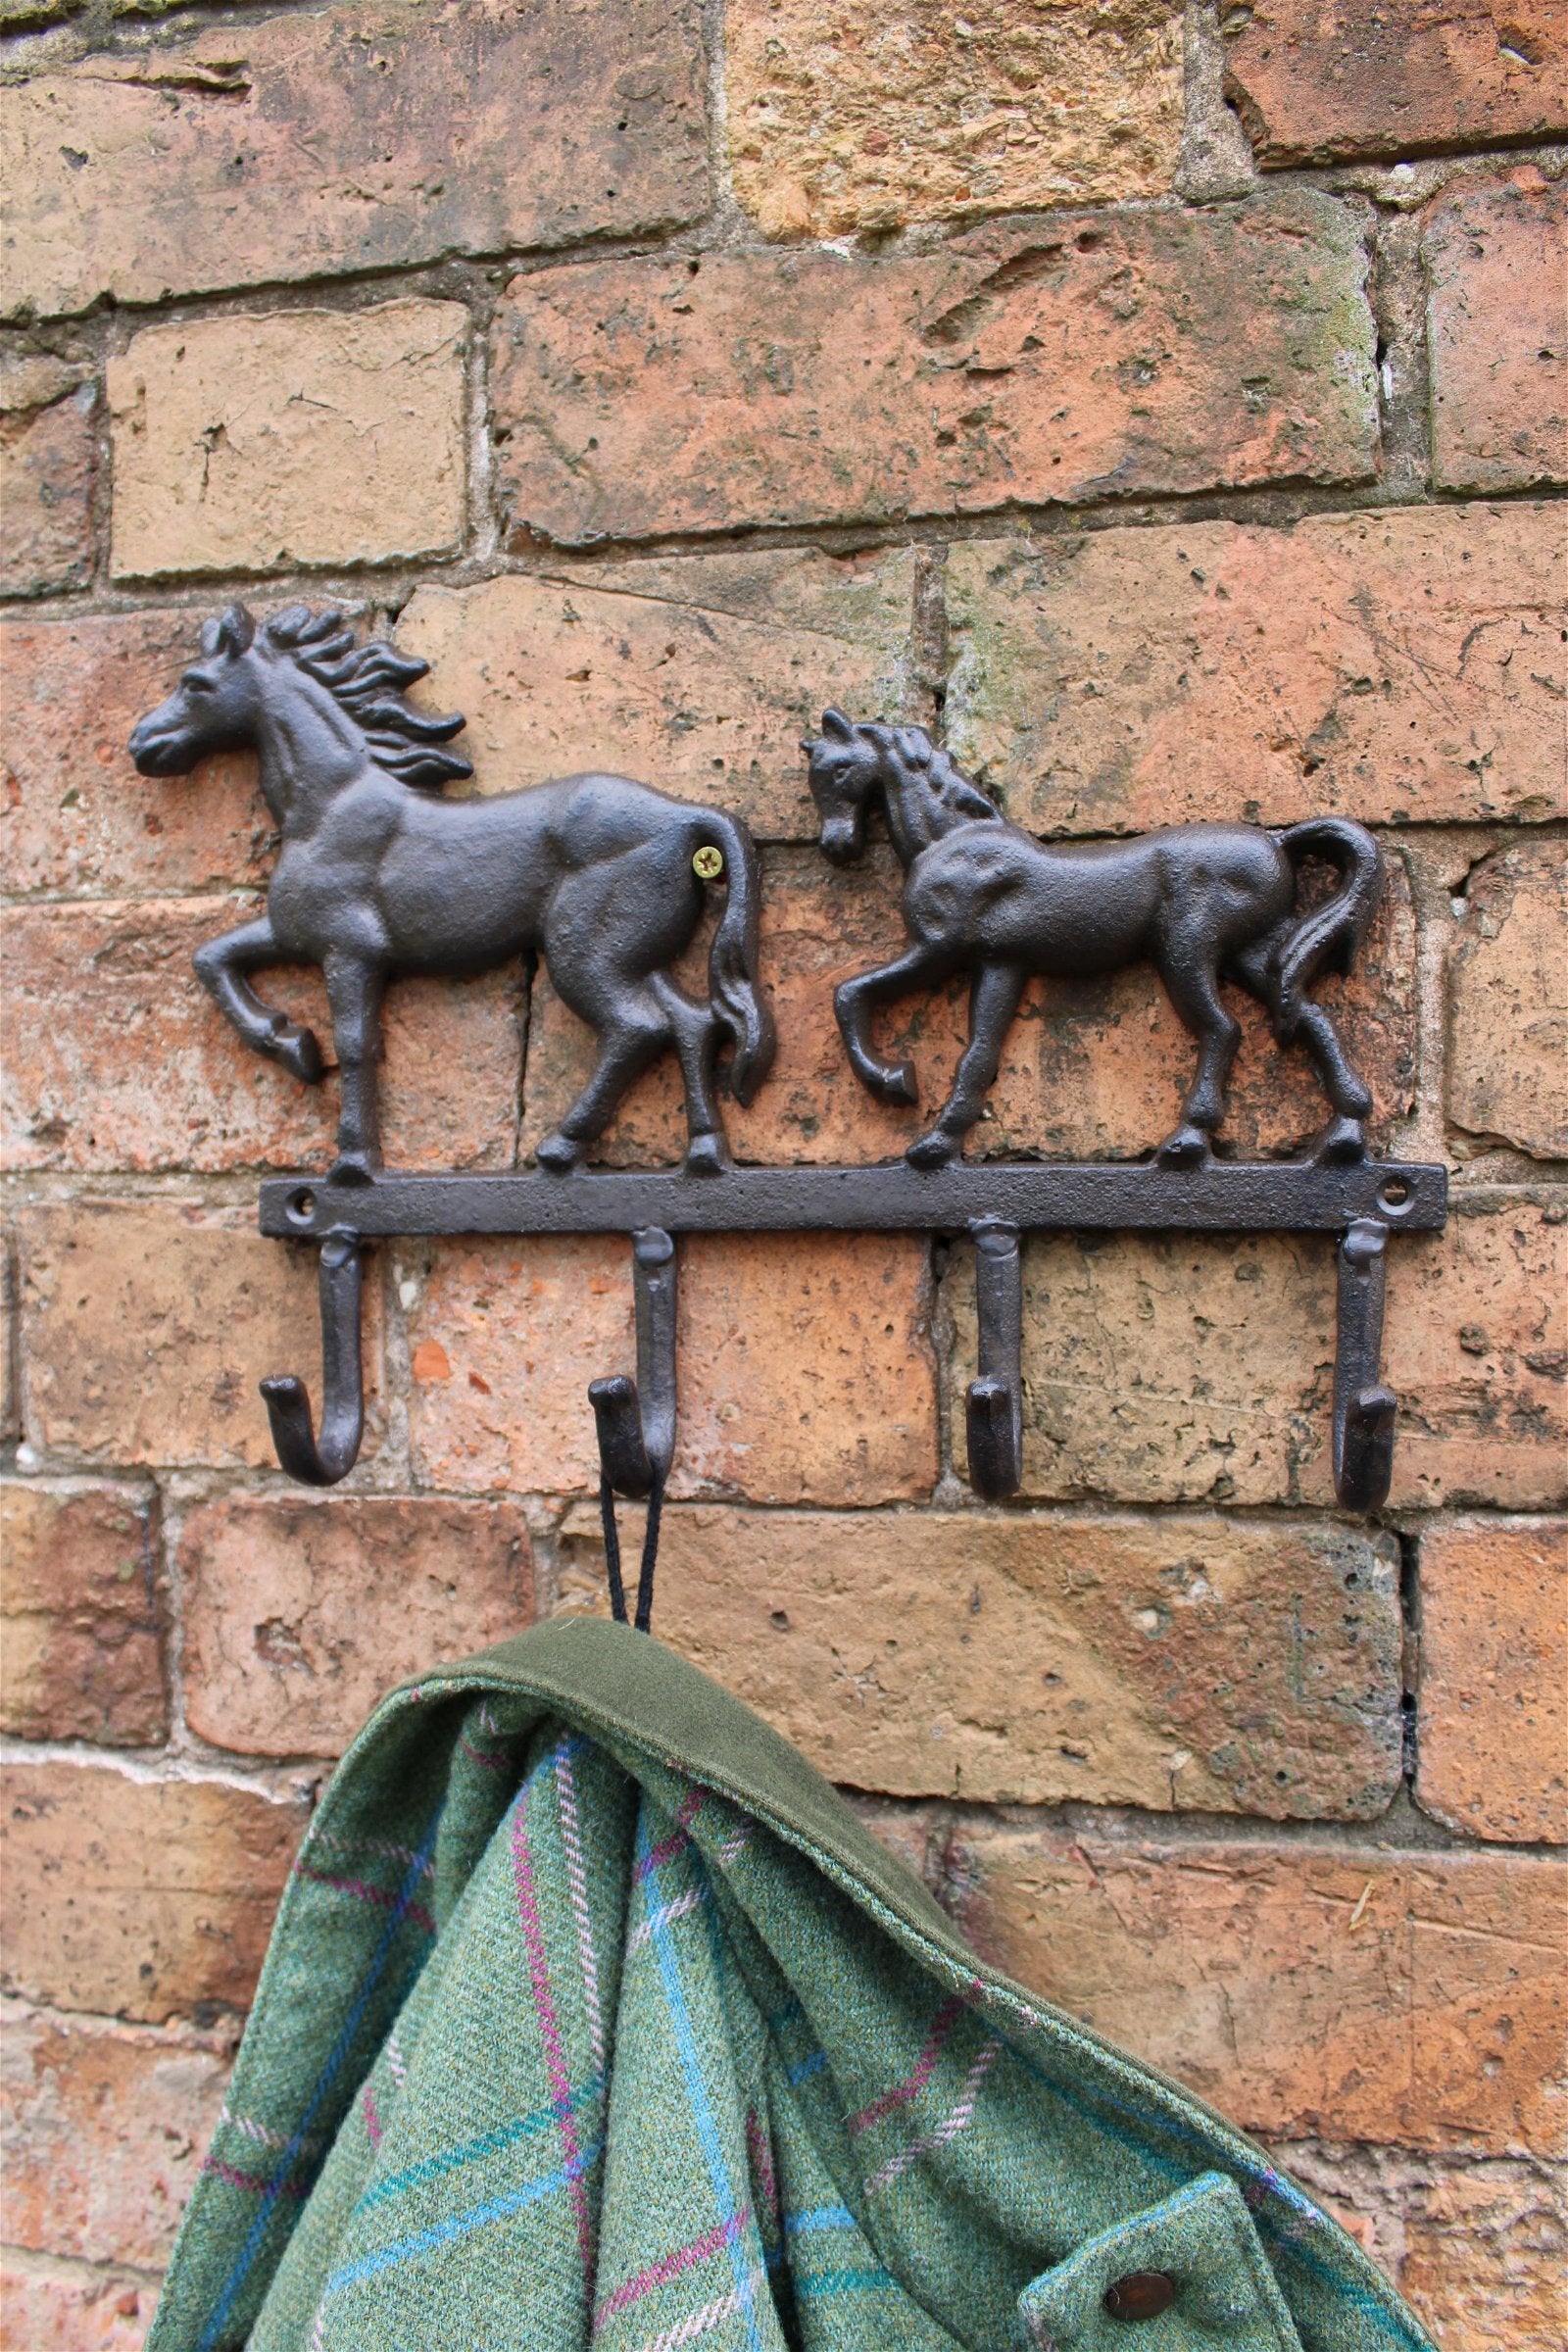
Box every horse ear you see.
[894,726,932,767]
[216,603,256,656]
[820,707,854,741]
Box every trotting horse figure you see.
[129,605,774,1176]
[805,710,1383,1169]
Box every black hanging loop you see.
[590,1228,677,1629]
[1333,1216,1398,1513]
[260,1226,365,1486]
[966,1219,1024,1501]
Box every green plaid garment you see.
[147,1618,1434,2352]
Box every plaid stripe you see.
[147,1622,1436,2352]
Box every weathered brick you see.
[1416,1518,1567,1843]
[0,1999,230,2268]
[396,549,920,844]
[1,0,709,320]
[404,1232,936,1502]
[953,1826,1567,2153]
[520,843,1414,1169]
[0,2257,152,2352]
[1224,0,1568,166]
[0,375,95,597]
[0,611,272,900]
[16,1198,383,1473]
[1395,2158,1568,2352]
[490,194,1377,544]
[947,1196,1566,1509]
[1273,2142,1568,2352]
[0,1480,165,1746]
[562,1502,1402,1816]
[178,1494,533,1758]
[725,0,1182,237]
[108,304,466,580]
[1388,1198,1568,1511]
[944,503,1567,832]
[1426,180,1568,492]
[1447,839,1568,1159]
[0,901,522,1174]
[0,1760,307,2022]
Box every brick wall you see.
[1,2,1564,2343]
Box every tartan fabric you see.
[147,1618,1435,2352]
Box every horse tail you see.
[698,811,776,1105]
[1268,818,1384,1042]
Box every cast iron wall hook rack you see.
[133,619,1447,1581]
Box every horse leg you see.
[834,942,959,1105]
[321,952,386,1181]
[536,998,668,1171]
[1156,946,1242,1165]
[192,914,324,1084]
[1230,941,1371,1161]
[907,961,1026,1169]
[650,975,727,1173]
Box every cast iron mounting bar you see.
[255,1156,1445,1516]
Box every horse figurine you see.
[804,710,1383,1170]
[129,604,774,1179]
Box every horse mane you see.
[262,606,473,790]
[868,721,1001,820]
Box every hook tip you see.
[589,1373,656,1498]
[966,1374,1022,1501]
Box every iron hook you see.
[1333,1216,1397,1513]
[967,1220,1024,1500]
[589,1228,678,1502]
[260,1227,365,1486]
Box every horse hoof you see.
[327,1152,377,1188]
[1156,1126,1210,1167]
[275,1025,325,1085]
[534,1131,582,1174]
[683,1132,729,1177]
[882,1060,920,1108]
[906,1128,958,1170]
[1314,1117,1367,1165]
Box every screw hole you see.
[1377,1178,1412,1215]
[286,1187,318,1227]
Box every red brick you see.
[1416,1518,1567,1843]
[520,845,1414,1170]
[490,193,1377,544]
[178,1494,533,1758]
[1224,0,1568,167]
[945,503,1566,831]
[396,549,921,845]
[1,0,709,320]
[0,1480,165,1746]
[405,1232,936,1503]
[16,1198,383,1474]
[0,380,96,597]
[0,901,522,1174]
[0,2257,153,2352]
[953,1825,1567,2153]
[947,1196,1566,1509]
[564,1502,1402,1817]
[1447,838,1568,1160]
[0,1759,307,2023]
[1273,2142,1568,2352]
[0,611,272,901]
[0,1999,230,2268]
[1426,180,1568,493]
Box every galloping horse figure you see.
[129,605,774,1177]
[805,710,1383,1169]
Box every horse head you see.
[128,604,262,775]
[802,708,903,864]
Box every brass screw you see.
[692,844,724,880]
